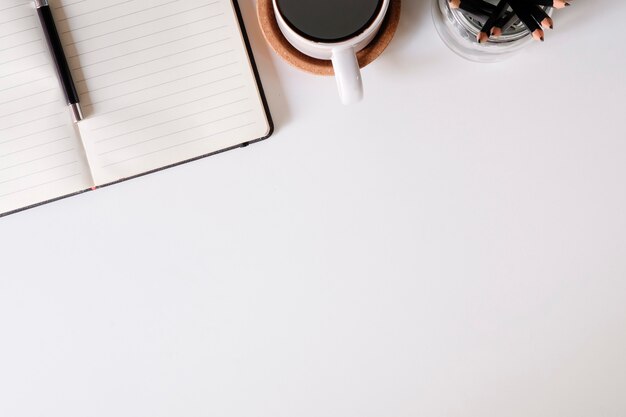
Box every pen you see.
[34,0,83,123]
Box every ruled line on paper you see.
[0,136,69,157]
[0,161,79,186]
[60,0,209,34]
[0,88,56,107]
[71,29,228,71]
[0,39,41,53]
[0,0,91,214]
[97,109,253,157]
[0,173,82,199]
[101,122,257,168]
[86,72,241,112]
[0,14,32,26]
[0,63,49,81]
[54,0,269,185]
[0,124,64,146]
[53,1,88,10]
[57,0,138,24]
[97,103,251,149]
[78,57,239,95]
[66,21,228,59]
[91,85,246,132]
[0,148,76,173]
[74,39,233,83]
[0,26,37,41]
[0,112,63,133]
[0,98,59,119]
[0,4,25,12]
[90,73,242,122]
[64,6,223,47]
[0,51,46,67]
[81,62,240,109]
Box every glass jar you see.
[431,0,551,63]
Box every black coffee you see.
[276,0,384,43]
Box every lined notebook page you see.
[0,1,92,215]
[55,0,270,185]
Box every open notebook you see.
[0,0,272,217]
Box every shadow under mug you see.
[273,0,390,105]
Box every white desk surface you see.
[1,1,625,416]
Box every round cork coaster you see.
[258,0,401,76]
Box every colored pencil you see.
[463,0,497,13]
[491,11,517,37]
[449,0,495,15]
[529,0,569,9]
[509,0,545,41]
[477,0,509,43]
[530,5,554,29]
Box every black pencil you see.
[449,0,494,16]
[529,0,569,9]
[530,5,554,29]
[509,0,545,41]
[491,11,517,37]
[463,0,497,13]
[477,0,509,43]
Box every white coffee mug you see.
[273,0,390,105]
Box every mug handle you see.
[331,47,363,105]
